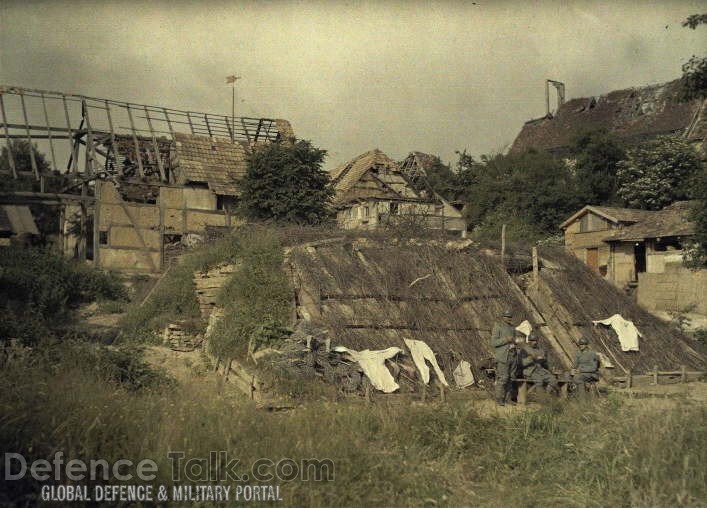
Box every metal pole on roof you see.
[226,75,241,142]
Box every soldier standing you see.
[572,337,600,395]
[519,331,558,394]
[490,307,519,405]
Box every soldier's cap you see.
[502,307,513,318]
[578,337,589,345]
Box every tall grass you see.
[1,346,704,507]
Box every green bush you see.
[208,227,291,361]
[0,247,126,344]
[118,234,243,341]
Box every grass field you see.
[1,343,705,507]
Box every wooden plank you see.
[0,93,17,178]
[19,92,39,179]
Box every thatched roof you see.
[605,201,697,242]
[173,133,248,196]
[288,238,561,383]
[534,247,706,372]
[510,78,706,155]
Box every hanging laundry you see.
[516,320,533,340]
[592,314,642,352]
[403,339,449,386]
[332,346,402,393]
[453,360,475,388]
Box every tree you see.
[685,164,707,267]
[0,140,52,192]
[455,149,582,240]
[680,14,707,101]
[570,130,626,205]
[616,135,702,210]
[239,139,334,225]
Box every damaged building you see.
[510,78,707,157]
[330,149,466,233]
[0,85,293,273]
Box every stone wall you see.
[637,268,707,314]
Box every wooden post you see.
[19,92,40,180]
[439,384,446,403]
[560,382,568,399]
[501,224,506,266]
[93,180,101,268]
[681,365,687,384]
[626,369,632,389]
[421,383,427,402]
[532,246,539,285]
[365,383,371,404]
[652,364,659,386]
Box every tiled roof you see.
[510,78,705,154]
[605,201,696,241]
[560,205,654,229]
[173,133,248,196]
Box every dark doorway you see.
[633,242,646,279]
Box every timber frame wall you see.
[0,85,283,268]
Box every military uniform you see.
[573,349,600,392]
[520,343,558,392]
[490,320,519,403]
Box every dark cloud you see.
[1,0,704,169]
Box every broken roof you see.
[560,205,655,229]
[330,149,425,206]
[605,201,696,242]
[510,78,706,154]
[172,133,248,196]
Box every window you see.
[363,206,370,217]
[99,231,108,245]
[389,202,399,215]
[653,238,683,251]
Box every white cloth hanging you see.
[332,346,402,393]
[403,339,449,386]
[592,314,642,352]
[453,360,475,387]
[516,320,533,340]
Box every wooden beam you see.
[0,93,17,178]
[104,100,122,176]
[19,92,39,179]
[126,105,145,177]
[144,105,166,182]
[40,93,58,173]
[62,95,79,174]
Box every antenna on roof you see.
[545,79,566,116]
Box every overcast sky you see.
[1,0,705,170]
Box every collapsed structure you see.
[0,85,293,272]
[330,149,465,233]
[282,237,705,390]
[510,78,707,157]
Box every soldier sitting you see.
[519,331,558,394]
[572,336,600,395]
